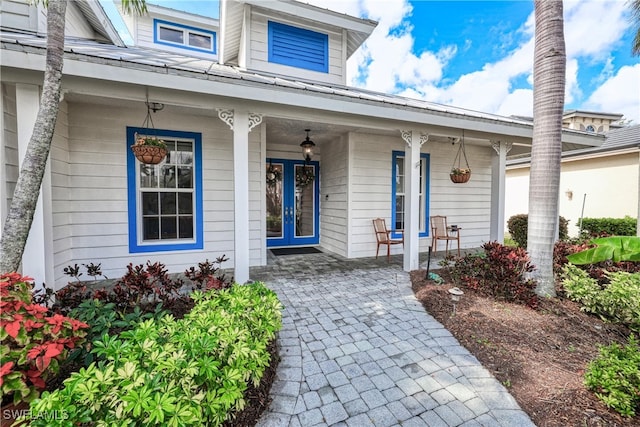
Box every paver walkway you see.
[251,251,535,427]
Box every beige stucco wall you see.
[505,152,639,237]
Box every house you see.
[1,0,603,289]
[506,111,639,237]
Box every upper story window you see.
[153,19,216,54]
[585,125,596,132]
[268,21,328,73]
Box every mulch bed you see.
[410,270,637,427]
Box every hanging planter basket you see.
[450,169,471,183]
[131,135,167,165]
[131,102,167,165]
[450,130,471,184]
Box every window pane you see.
[395,195,405,230]
[143,217,159,240]
[179,216,193,238]
[160,166,176,188]
[140,165,158,188]
[159,26,183,43]
[142,192,159,215]
[396,157,404,192]
[161,217,177,239]
[160,193,176,215]
[177,167,192,188]
[189,33,211,49]
[178,193,193,214]
[176,142,193,165]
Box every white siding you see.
[57,102,260,286]
[348,132,493,258]
[51,100,72,287]
[1,84,19,228]
[319,137,348,256]
[64,0,95,39]
[248,10,345,85]
[428,140,493,252]
[0,0,37,32]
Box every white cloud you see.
[585,64,640,124]
[333,0,637,121]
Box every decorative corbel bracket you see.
[401,130,430,147]
[217,109,234,130]
[217,109,263,132]
[248,113,263,132]
[491,140,513,155]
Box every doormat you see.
[271,247,323,256]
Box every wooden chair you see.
[372,218,404,262]
[430,215,460,256]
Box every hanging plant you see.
[450,131,471,184]
[131,134,167,165]
[266,164,282,186]
[296,167,315,189]
[131,102,167,165]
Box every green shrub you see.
[580,216,637,238]
[584,335,640,417]
[562,265,640,332]
[507,214,569,248]
[67,300,167,366]
[25,282,282,426]
[444,242,538,308]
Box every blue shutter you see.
[268,21,328,73]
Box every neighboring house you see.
[1,0,603,288]
[506,111,639,237]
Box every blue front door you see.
[266,159,319,247]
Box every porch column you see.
[15,83,54,286]
[218,109,262,284]
[401,130,428,272]
[490,140,512,242]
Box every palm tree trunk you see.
[0,0,67,273]
[528,0,566,297]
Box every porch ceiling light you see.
[300,129,316,163]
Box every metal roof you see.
[1,30,539,129]
[507,124,640,165]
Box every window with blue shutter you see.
[268,21,328,73]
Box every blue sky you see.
[106,0,639,124]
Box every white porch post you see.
[401,130,427,272]
[218,109,262,284]
[490,141,512,242]
[15,83,54,286]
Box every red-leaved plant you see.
[0,273,88,405]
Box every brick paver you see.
[253,252,535,426]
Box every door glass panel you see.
[295,165,315,237]
[266,163,283,238]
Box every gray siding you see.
[348,133,493,258]
[51,100,72,286]
[0,0,37,32]
[319,137,348,256]
[60,102,260,284]
[1,84,19,225]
